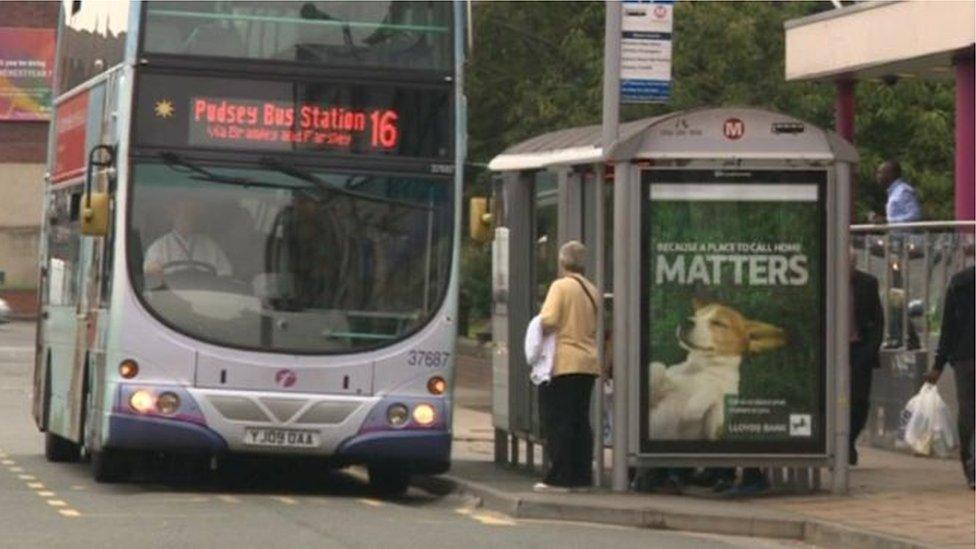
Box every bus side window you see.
[69,192,81,222]
[47,190,80,307]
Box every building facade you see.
[0,2,59,316]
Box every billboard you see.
[0,27,55,121]
[640,169,827,455]
[51,90,88,183]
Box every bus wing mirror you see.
[81,144,115,237]
[81,192,109,236]
[469,197,492,243]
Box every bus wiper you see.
[160,152,257,186]
[258,156,431,211]
[160,152,317,196]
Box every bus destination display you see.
[135,73,451,159]
[189,97,400,151]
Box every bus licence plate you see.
[243,428,320,449]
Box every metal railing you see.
[851,221,975,354]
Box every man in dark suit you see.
[849,251,884,465]
[924,267,975,489]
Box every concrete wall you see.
[0,163,43,288]
[0,164,43,316]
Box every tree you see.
[461,1,959,328]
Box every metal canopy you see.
[488,107,858,172]
[784,0,974,82]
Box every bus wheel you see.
[44,432,81,463]
[91,449,131,483]
[367,465,410,496]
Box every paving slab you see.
[442,403,973,549]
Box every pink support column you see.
[836,79,856,221]
[955,54,975,221]
[835,79,856,143]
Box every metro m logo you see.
[723,118,745,140]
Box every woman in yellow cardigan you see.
[535,241,599,492]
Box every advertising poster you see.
[641,169,826,455]
[51,90,88,183]
[0,27,55,121]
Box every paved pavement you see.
[0,322,799,548]
[449,339,976,549]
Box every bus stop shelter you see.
[488,107,859,493]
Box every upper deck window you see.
[142,1,452,72]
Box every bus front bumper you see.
[106,414,228,454]
[335,431,451,474]
[106,384,451,470]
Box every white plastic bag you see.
[902,383,957,457]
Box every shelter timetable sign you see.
[620,0,673,103]
[134,73,452,159]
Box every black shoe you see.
[724,477,770,498]
[848,447,858,466]
[657,474,684,495]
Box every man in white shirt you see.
[144,201,233,278]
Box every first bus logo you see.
[275,369,297,388]
[723,118,745,140]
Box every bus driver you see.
[144,200,233,278]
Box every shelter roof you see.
[489,107,858,172]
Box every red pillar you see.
[955,53,975,221]
[836,79,856,221]
[835,79,856,143]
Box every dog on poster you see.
[648,298,787,440]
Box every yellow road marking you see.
[468,512,517,526]
[3,463,83,519]
[155,496,209,503]
[454,507,472,516]
[273,496,298,505]
[217,495,240,504]
[357,498,384,508]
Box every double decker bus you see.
[34,0,465,494]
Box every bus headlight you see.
[387,403,409,427]
[129,390,154,414]
[156,392,180,415]
[412,404,436,426]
